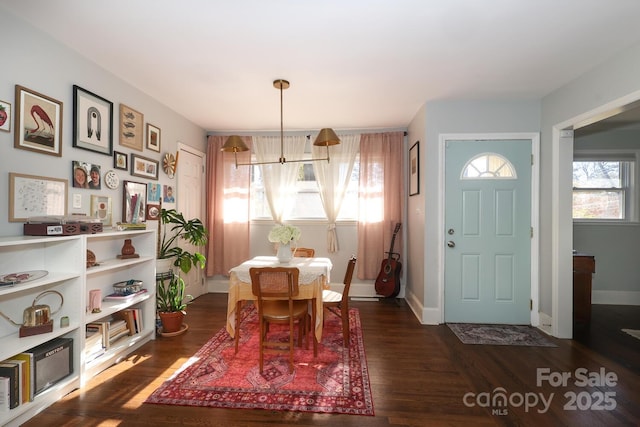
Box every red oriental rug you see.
[144,305,374,416]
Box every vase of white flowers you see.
[268,224,301,263]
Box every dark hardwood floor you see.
[23,294,640,426]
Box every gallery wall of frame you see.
[0,15,210,422]
[5,81,181,233]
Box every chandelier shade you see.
[221,79,340,168]
[221,135,249,152]
[314,128,341,146]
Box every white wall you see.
[0,7,206,237]
[406,104,427,315]
[407,100,541,324]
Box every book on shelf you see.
[87,321,110,349]
[0,362,20,410]
[5,359,27,405]
[103,288,148,301]
[114,309,137,336]
[0,377,9,412]
[85,328,106,363]
[109,329,130,346]
[115,222,147,230]
[132,308,142,333]
[108,319,127,336]
[10,353,34,402]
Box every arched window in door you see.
[461,152,516,179]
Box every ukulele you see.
[375,223,402,298]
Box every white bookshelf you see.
[0,229,156,426]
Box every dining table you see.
[226,256,333,346]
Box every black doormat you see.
[447,323,557,347]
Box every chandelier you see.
[221,79,340,168]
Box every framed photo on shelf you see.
[119,103,144,151]
[0,99,11,132]
[131,154,159,180]
[114,150,128,170]
[409,141,419,196]
[14,85,63,157]
[91,195,113,227]
[72,85,113,155]
[9,172,68,222]
[146,123,161,152]
[122,180,147,224]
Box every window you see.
[250,158,360,220]
[572,155,636,221]
[461,153,516,179]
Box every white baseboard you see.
[592,290,640,305]
[403,288,441,325]
[591,291,640,305]
[538,312,553,335]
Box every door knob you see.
[447,241,455,248]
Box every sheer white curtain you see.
[253,135,306,224]
[312,133,359,252]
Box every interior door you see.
[444,139,531,324]
[177,145,206,299]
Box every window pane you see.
[461,153,516,179]
[573,189,623,219]
[573,161,621,188]
[250,158,360,220]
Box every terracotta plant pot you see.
[159,311,184,333]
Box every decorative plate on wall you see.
[163,153,176,178]
[104,170,119,189]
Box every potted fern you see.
[157,208,208,274]
[156,273,193,334]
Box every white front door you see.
[177,144,206,299]
[444,139,532,324]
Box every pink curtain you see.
[357,132,404,279]
[205,135,252,276]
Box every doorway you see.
[552,91,640,338]
[177,143,206,298]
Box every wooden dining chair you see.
[292,247,315,257]
[322,256,356,346]
[249,267,309,373]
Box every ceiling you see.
[4,0,640,133]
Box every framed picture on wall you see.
[119,103,144,151]
[122,180,147,224]
[146,203,160,221]
[9,172,68,222]
[114,150,128,170]
[409,141,419,196]
[146,123,161,152]
[91,195,113,227]
[72,85,113,155]
[0,99,11,132]
[14,85,63,157]
[131,154,159,180]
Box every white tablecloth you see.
[229,256,332,284]
[226,256,332,342]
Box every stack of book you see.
[85,309,143,361]
[0,353,35,411]
[85,327,105,363]
[115,222,147,231]
[113,308,143,336]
